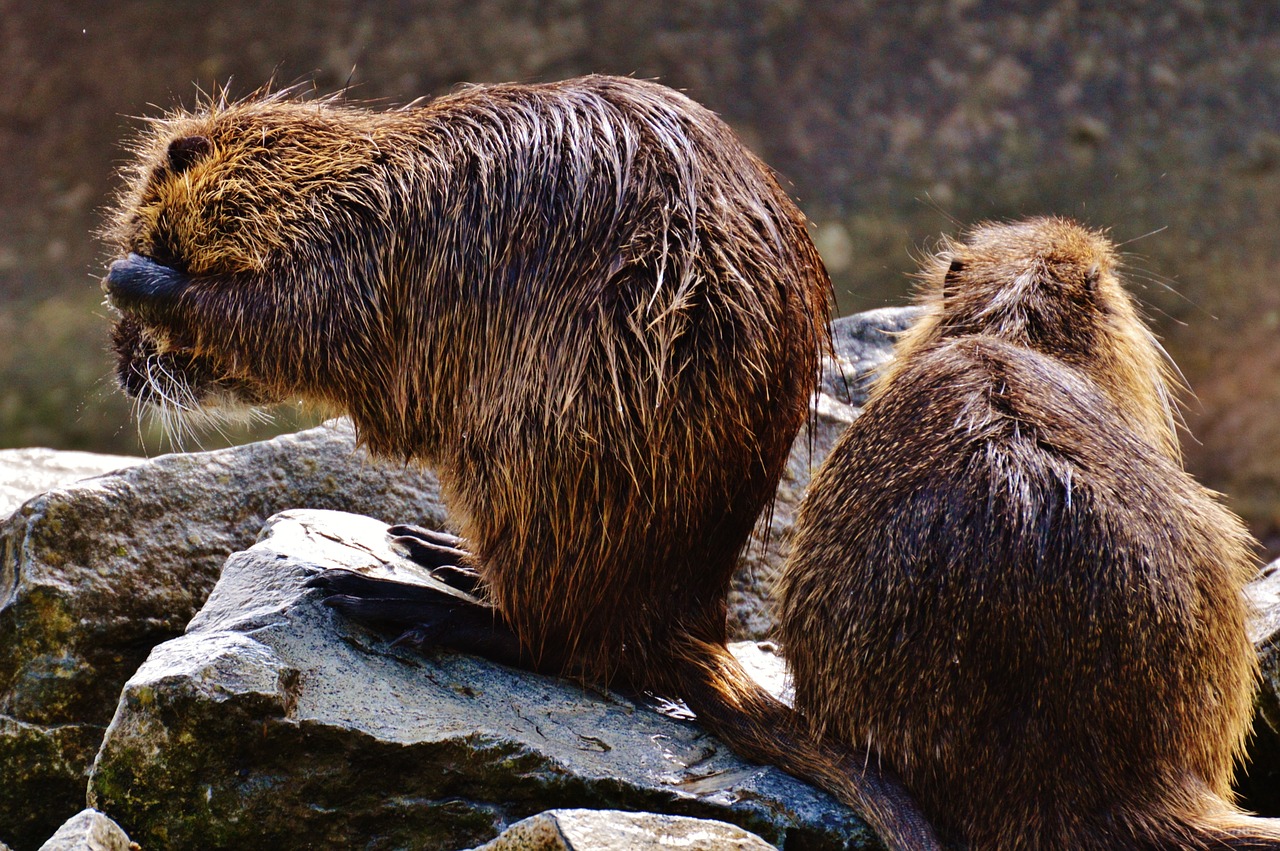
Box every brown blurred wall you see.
[2,0,1279,550]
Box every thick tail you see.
[652,636,943,851]
[1080,790,1280,850]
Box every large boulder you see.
[0,420,446,849]
[87,510,874,850]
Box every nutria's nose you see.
[103,253,188,309]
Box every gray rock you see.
[0,419,446,849]
[36,810,135,851]
[470,808,776,850]
[0,449,142,519]
[822,307,923,404]
[731,307,919,639]
[88,510,875,851]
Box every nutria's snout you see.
[103,253,189,315]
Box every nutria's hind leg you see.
[306,568,526,667]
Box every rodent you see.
[100,76,940,849]
[779,216,1280,849]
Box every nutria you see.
[779,216,1280,849]
[100,76,939,848]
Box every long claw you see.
[305,564,526,669]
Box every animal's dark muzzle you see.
[103,253,189,314]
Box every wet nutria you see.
[779,216,1280,849]
[100,76,939,848]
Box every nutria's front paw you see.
[387,524,482,596]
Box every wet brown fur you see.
[101,76,939,848]
[780,217,1280,849]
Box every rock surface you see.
[35,810,135,851]
[470,809,775,850]
[87,510,872,850]
[0,449,141,519]
[731,307,920,638]
[0,420,446,849]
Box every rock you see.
[36,810,135,851]
[87,510,874,851]
[0,419,446,849]
[470,808,776,850]
[0,449,141,519]
[730,307,919,639]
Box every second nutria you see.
[779,216,1280,849]
[100,76,938,848]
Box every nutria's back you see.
[780,217,1270,849]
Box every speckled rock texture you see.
[0,420,446,849]
[87,510,872,851]
[35,810,135,851]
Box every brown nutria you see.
[779,216,1280,849]
[100,76,940,848]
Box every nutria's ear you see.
[167,135,212,175]
[1084,263,1100,293]
[943,258,965,301]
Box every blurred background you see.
[2,0,1279,553]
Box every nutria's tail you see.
[653,636,943,851]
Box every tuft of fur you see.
[101,76,939,849]
[779,216,1280,849]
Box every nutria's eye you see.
[167,135,212,175]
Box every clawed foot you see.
[386,524,483,597]
[305,523,526,667]
[304,566,479,639]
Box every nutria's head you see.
[890,216,1181,459]
[101,93,393,428]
